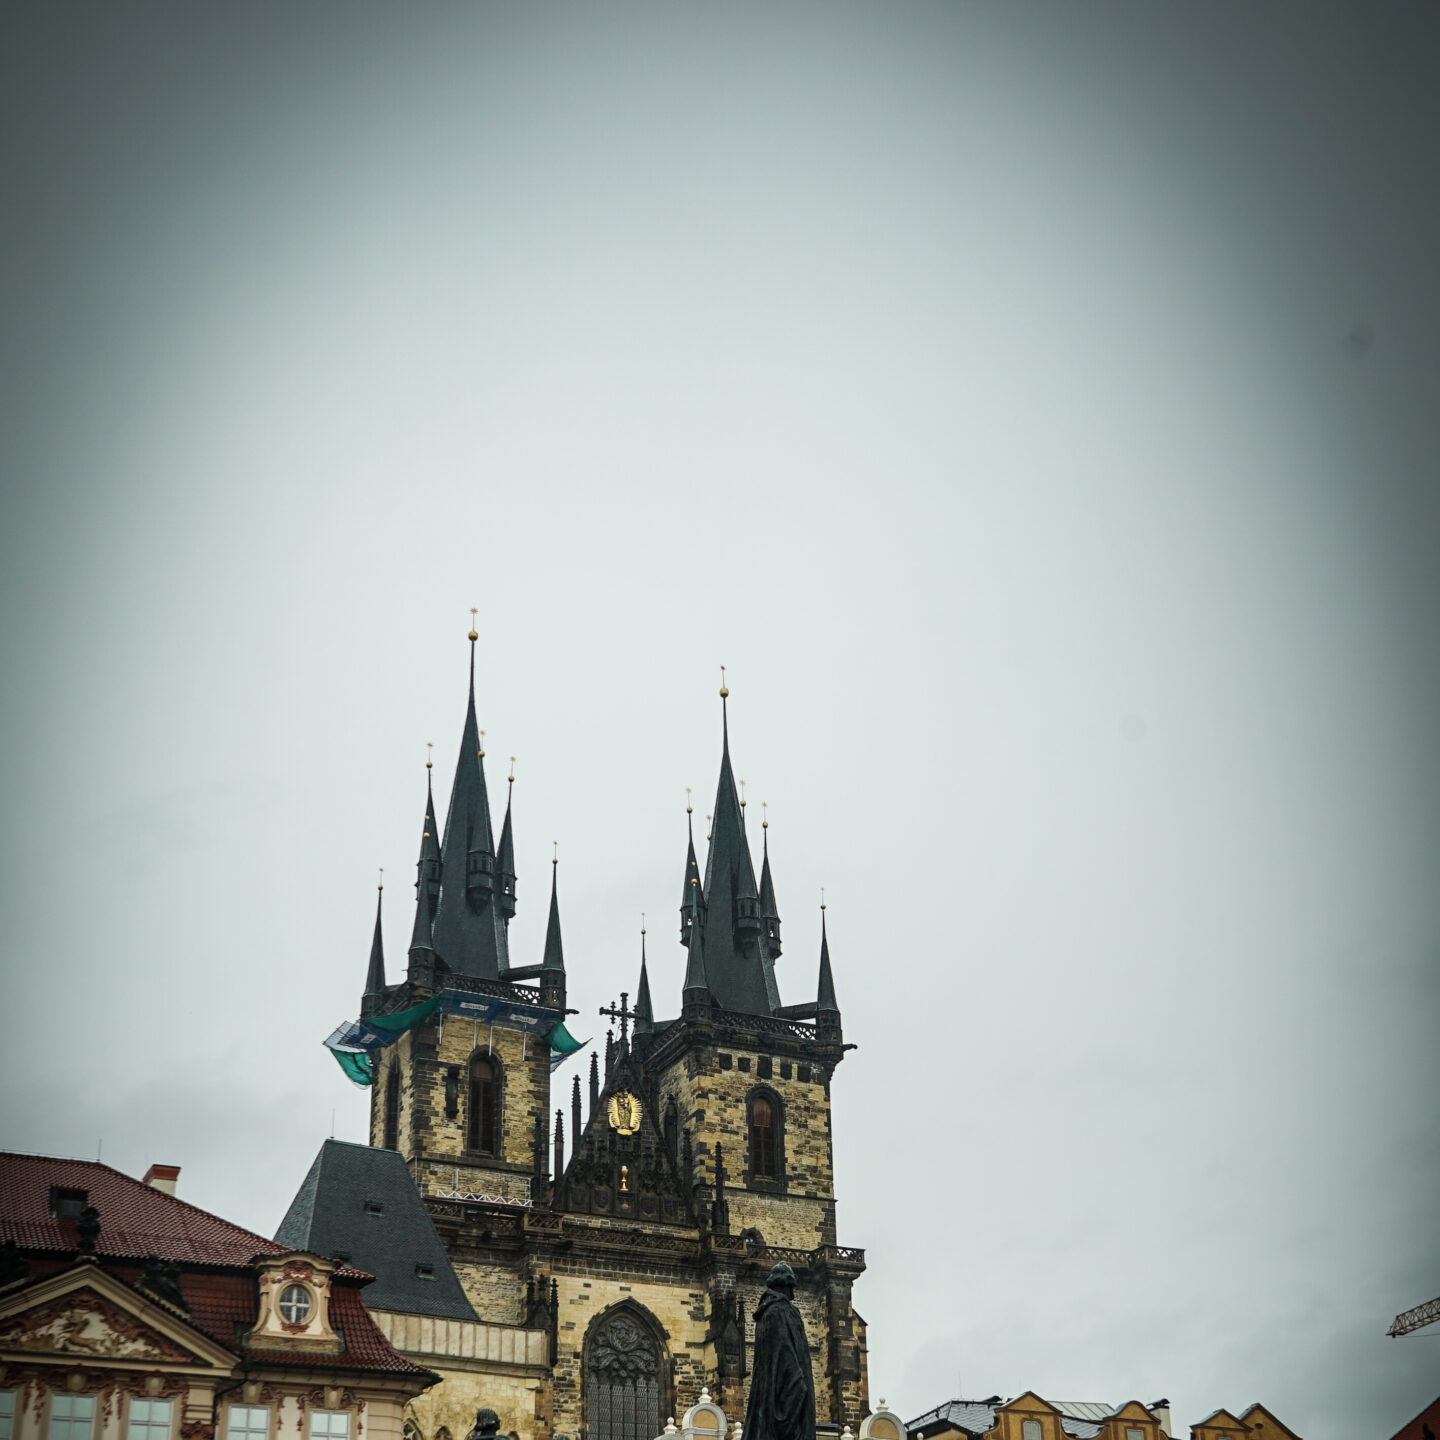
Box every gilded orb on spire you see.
[468,607,478,643]
[426,741,433,771]
[719,664,729,699]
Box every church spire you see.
[696,675,774,1016]
[682,879,710,1017]
[496,759,517,922]
[679,790,703,946]
[363,876,386,1000]
[634,921,654,1034]
[539,846,566,1012]
[408,752,442,964]
[759,804,781,960]
[816,899,842,1043]
[430,619,509,978]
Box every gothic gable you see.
[553,1058,694,1226]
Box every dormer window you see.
[1022,1423,1042,1440]
[415,1264,435,1281]
[278,1284,313,1324]
[49,1187,87,1220]
[364,1200,384,1216]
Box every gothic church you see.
[355,635,867,1440]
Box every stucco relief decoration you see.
[180,1422,215,1440]
[282,1263,318,1285]
[590,1316,660,1380]
[0,1294,190,1362]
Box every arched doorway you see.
[583,1301,667,1440]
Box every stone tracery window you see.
[584,1305,664,1440]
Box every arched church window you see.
[750,1092,778,1179]
[468,1052,499,1154]
[383,1065,400,1151]
[584,1305,664,1440]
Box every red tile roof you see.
[3,1154,430,1378]
[0,1153,287,1267]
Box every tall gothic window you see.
[584,1305,664,1440]
[468,1053,498,1154]
[383,1066,400,1151]
[750,1094,776,1177]
[663,1099,678,1161]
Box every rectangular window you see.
[309,1414,350,1440]
[128,1400,174,1440]
[0,1391,16,1440]
[230,1405,272,1440]
[1021,1423,1042,1440]
[50,1394,97,1440]
[1126,1430,1146,1440]
[228,1408,270,1440]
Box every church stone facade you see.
[359,639,866,1440]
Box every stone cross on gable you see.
[598,992,635,1046]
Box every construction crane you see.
[1387,1295,1440,1337]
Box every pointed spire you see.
[409,756,442,959]
[634,920,654,1034]
[759,805,781,960]
[817,897,841,1041]
[680,790,703,946]
[542,849,565,974]
[364,875,387,998]
[683,878,710,1015]
[571,1074,583,1148]
[697,675,772,1015]
[496,758,517,922]
[588,1051,600,1115]
[430,621,508,978]
[553,1110,565,1179]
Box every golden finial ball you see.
[720,685,729,698]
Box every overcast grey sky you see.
[2,5,1438,1437]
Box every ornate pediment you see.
[0,1287,193,1362]
[554,1060,694,1226]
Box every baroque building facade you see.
[350,639,866,1440]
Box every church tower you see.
[353,640,866,1440]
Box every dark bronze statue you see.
[465,1411,500,1440]
[743,1263,815,1440]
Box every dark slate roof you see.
[275,1140,477,1322]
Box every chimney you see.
[1148,1402,1172,1438]
[143,1164,180,1196]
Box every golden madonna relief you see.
[606,1092,642,1135]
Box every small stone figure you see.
[743,1263,814,1440]
[465,1411,500,1440]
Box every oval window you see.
[278,1283,313,1324]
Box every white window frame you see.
[227,1406,272,1440]
[278,1284,314,1324]
[1021,1422,1043,1440]
[49,1392,98,1440]
[127,1398,175,1440]
[309,1413,351,1440]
